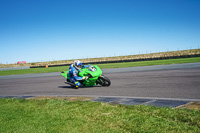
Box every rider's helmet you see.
[74,60,82,70]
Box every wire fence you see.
[1,48,200,68]
[30,49,200,68]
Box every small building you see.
[17,61,26,64]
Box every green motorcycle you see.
[61,65,111,88]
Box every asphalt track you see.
[0,62,200,107]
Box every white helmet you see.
[74,60,82,70]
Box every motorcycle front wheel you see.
[97,76,111,86]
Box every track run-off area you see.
[0,62,200,107]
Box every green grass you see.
[0,57,200,76]
[97,57,200,69]
[0,98,199,133]
[0,66,68,76]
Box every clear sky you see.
[0,0,200,64]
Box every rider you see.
[68,60,88,88]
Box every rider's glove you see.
[83,76,89,80]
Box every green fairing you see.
[61,71,69,79]
[61,65,102,86]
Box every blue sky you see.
[0,0,200,64]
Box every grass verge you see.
[0,98,200,133]
[0,57,200,76]
[97,56,200,69]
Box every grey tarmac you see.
[0,62,200,107]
